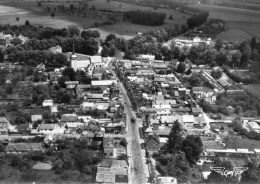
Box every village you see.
[0,25,260,184]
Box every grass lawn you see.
[0,0,189,40]
[225,136,260,149]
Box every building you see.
[6,143,43,154]
[192,86,217,103]
[163,37,212,49]
[42,99,54,107]
[91,80,117,87]
[38,124,57,134]
[155,176,177,184]
[96,159,128,183]
[31,115,43,122]
[0,117,9,135]
[246,121,260,132]
[145,134,160,154]
[68,52,91,71]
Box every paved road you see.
[109,65,147,184]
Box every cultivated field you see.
[225,136,260,149]
[188,4,260,41]
[0,0,189,40]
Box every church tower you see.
[71,44,78,71]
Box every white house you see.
[42,99,54,107]
[91,80,117,87]
[192,86,217,104]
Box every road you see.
[109,64,147,184]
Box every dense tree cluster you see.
[125,10,166,26]
[186,11,209,28]
[154,120,203,182]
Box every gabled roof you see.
[0,117,8,124]
[38,124,56,130]
[146,134,160,144]
[6,143,43,152]
[90,55,102,63]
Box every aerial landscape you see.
[0,0,259,183]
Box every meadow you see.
[0,0,189,40]
[188,4,260,41]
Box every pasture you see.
[0,0,189,40]
[188,4,260,41]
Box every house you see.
[65,81,79,89]
[0,117,9,135]
[91,80,117,87]
[96,159,128,183]
[246,121,260,132]
[145,134,160,154]
[136,54,155,62]
[155,176,177,184]
[42,99,54,107]
[192,86,217,103]
[191,107,203,116]
[182,114,195,125]
[90,55,104,68]
[61,114,78,123]
[31,115,43,122]
[38,124,57,134]
[49,45,62,53]
[201,163,212,180]
[6,143,43,154]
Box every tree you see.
[25,20,30,26]
[68,25,80,36]
[0,143,4,152]
[166,120,183,154]
[231,51,242,67]
[51,12,55,17]
[211,69,222,79]
[10,155,23,167]
[118,153,127,160]
[241,158,260,183]
[52,159,64,174]
[60,170,80,181]
[251,37,257,50]
[62,67,76,81]
[234,106,243,114]
[188,73,202,86]
[10,38,22,46]
[21,169,40,181]
[181,135,203,164]
[37,2,41,7]
[5,84,13,94]
[16,17,20,21]
[42,111,51,119]
[176,62,186,73]
[169,15,173,20]
[105,34,117,43]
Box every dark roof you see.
[191,107,203,113]
[146,134,160,144]
[115,175,128,183]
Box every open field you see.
[0,0,189,40]
[188,4,260,41]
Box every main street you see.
[109,63,147,184]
